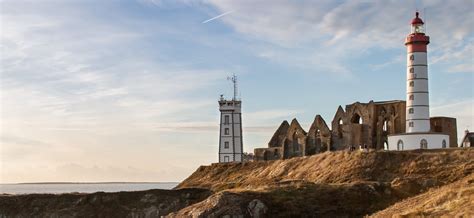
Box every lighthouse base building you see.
[388,133,449,150]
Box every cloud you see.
[203,0,473,75]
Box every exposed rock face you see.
[247,199,267,217]
[0,188,211,218]
[255,100,458,161]
[167,192,269,217]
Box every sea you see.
[0,182,179,195]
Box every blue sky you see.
[1,0,473,183]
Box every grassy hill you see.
[172,148,473,217]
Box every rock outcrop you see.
[0,188,211,218]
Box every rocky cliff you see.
[1,148,473,217]
[0,188,211,217]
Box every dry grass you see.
[177,148,474,193]
[370,173,474,217]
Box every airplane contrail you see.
[202,11,234,24]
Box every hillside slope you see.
[170,148,473,217]
[371,172,474,217]
[177,148,474,193]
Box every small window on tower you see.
[224,115,230,124]
[225,128,229,135]
[409,108,414,114]
[409,95,414,100]
[409,122,414,127]
[224,141,229,149]
[410,68,414,73]
[409,81,414,87]
[410,55,414,61]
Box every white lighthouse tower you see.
[388,12,449,150]
[405,12,431,133]
[218,74,243,163]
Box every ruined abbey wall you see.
[254,100,457,161]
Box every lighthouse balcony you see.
[405,34,430,45]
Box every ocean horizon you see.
[0,182,179,194]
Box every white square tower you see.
[218,75,243,163]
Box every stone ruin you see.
[254,100,457,161]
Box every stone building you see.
[254,119,307,161]
[430,117,458,148]
[218,75,243,163]
[254,100,457,161]
[460,130,473,148]
[331,100,406,150]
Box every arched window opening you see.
[410,54,414,61]
[397,140,404,150]
[420,139,428,149]
[442,139,447,148]
[383,120,388,131]
[351,114,363,124]
[316,129,321,137]
[294,143,299,152]
[384,141,389,150]
[409,81,414,87]
[409,108,414,114]
[337,119,343,138]
[410,68,414,73]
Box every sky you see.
[0,0,473,183]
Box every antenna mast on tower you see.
[227,74,238,100]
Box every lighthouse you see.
[406,12,431,133]
[218,75,243,163]
[388,12,449,150]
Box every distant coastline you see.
[6,182,178,185]
[0,182,179,194]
